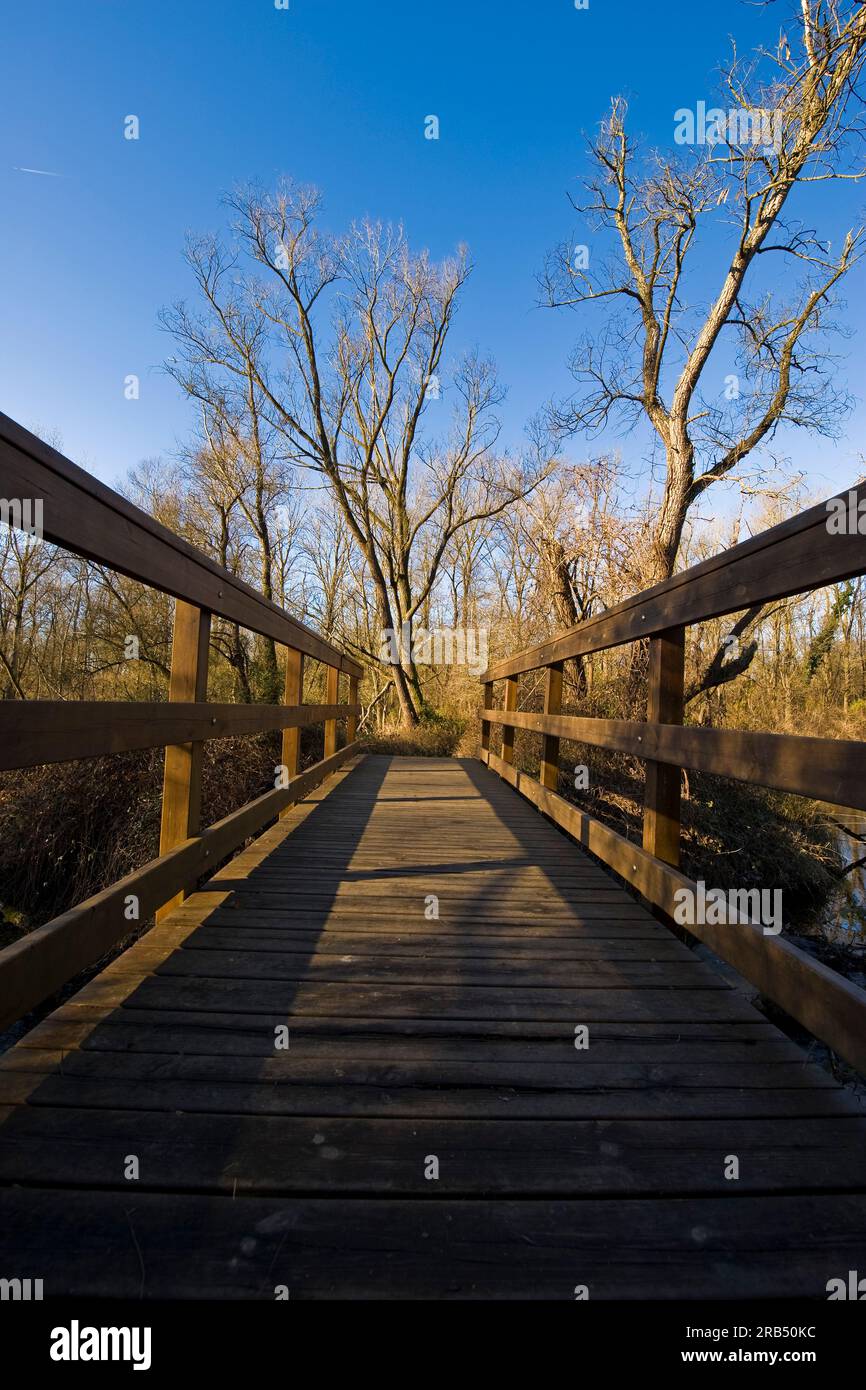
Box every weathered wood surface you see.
[642,626,684,867]
[158,599,211,918]
[0,755,863,1299]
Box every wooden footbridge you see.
[1,412,865,1300]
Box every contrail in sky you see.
[12,166,63,177]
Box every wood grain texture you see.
[324,664,340,758]
[280,647,305,820]
[540,662,563,790]
[501,676,518,765]
[642,626,684,867]
[0,1187,864,1300]
[347,674,359,745]
[158,600,211,917]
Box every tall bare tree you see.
[164,186,551,724]
[542,0,866,585]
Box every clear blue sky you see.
[2,0,864,497]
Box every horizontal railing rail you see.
[480,485,866,1075]
[483,710,866,812]
[0,413,364,1030]
[0,700,359,771]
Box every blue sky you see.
[2,0,864,500]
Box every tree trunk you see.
[648,446,694,585]
[539,536,587,697]
[392,662,421,727]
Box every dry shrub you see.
[361,716,465,758]
[0,726,336,941]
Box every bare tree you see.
[164,185,551,724]
[0,527,59,699]
[301,504,357,639]
[542,0,866,586]
[490,456,639,697]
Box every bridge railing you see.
[0,411,363,1030]
[479,486,866,1074]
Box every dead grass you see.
[361,715,466,758]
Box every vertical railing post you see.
[481,680,493,762]
[157,599,211,919]
[324,664,340,758]
[540,661,563,790]
[347,673,359,744]
[279,646,304,819]
[501,676,518,765]
[642,626,685,866]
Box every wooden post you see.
[540,661,563,790]
[642,625,685,866]
[481,681,493,762]
[347,673,359,744]
[501,676,518,765]
[324,664,340,758]
[279,646,304,819]
[157,600,211,918]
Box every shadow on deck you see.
[0,755,864,1299]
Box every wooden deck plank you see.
[169,907,659,928]
[1,1187,864,1299]
[0,1052,855,1120]
[0,1108,863,1195]
[1,1042,837,1085]
[160,928,692,958]
[107,948,729,989]
[15,1010,799,1062]
[40,974,767,1022]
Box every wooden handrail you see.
[0,410,362,677]
[479,485,866,1075]
[0,701,361,771]
[481,709,866,811]
[0,412,365,1027]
